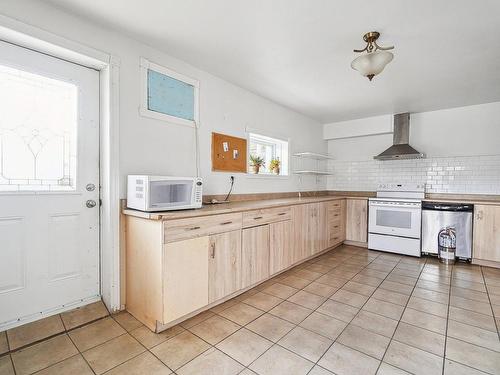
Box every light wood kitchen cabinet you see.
[269,220,293,275]
[346,199,368,244]
[328,200,346,247]
[208,230,242,303]
[241,225,270,288]
[163,236,209,323]
[473,205,500,262]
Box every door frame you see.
[0,15,122,312]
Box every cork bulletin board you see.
[211,132,247,172]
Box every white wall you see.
[324,102,500,194]
[0,0,326,197]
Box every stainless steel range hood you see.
[374,113,424,160]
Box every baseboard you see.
[344,240,368,248]
[472,258,500,269]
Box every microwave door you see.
[149,180,192,209]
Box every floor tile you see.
[342,281,377,296]
[7,315,65,350]
[393,322,445,356]
[130,324,185,349]
[303,282,338,297]
[451,278,487,293]
[377,362,412,374]
[443,359,490,375]
[280,275,311,289]
[69,317,126,352]
[351,274,383,287]
[104,351,171,375]
[246,313,294,342]
[351,310,398,338]
[112,311,143,332]
[451,287,490,303]
[0,356,14,375]
[446,337,500,374]
[177,347,243,375]
[243,292,283,311]
[308,365,334,375]
[337,324,390,359]
[150,331,210,370]
[380,280,413,296]
[287,290,326,309]
[316,274,349,288]
[406,296,448,318]
[318,342,380,375]
[293,269,323,281]
[447,306,497,332]
[249,344,314,375]
[450,295,493,316]
[268,301,312,324]
[316,299,359,323]
[60,301,109,330]
[330,289,369,308]
[0,332,9,355]
[363,298,404,320]
[278,326,332,362]
[189,315,240,345]
[180,310,215,329]
[400,307,447,335]
[218,302,264,325]
[209,299,239,314]
[33,354,94,375]
[384,340,443,375]
[261,283,298,299]
[372,289,410,306]
[11,334,78,375]
[82,334,145,375]
[411,287,449,305]
[359,268,388,279]
[216,328,272,366]
[447,320,500,352]
[386,274,417,287]
[299,312,347,340]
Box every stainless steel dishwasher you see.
[421,202,473,260]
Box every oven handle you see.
[369,202,421,209]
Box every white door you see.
[0,41,100,330]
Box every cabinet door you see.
[242,225,270,288]
[346,199,368,243]
[163,236,209,323]
[208,230,242,303]
[474,205,500,262]
[270,220,292,275]
[291,205,306,264]
[317,202,329,253]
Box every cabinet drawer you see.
[328,207,342,220]
[328,200,343,209]
[242,206,291,228]
[163,213,242,243]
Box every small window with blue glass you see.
[140,58,199,127]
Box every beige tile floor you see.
[1,245,500,375]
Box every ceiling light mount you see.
[351,31,394,81]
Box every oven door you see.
[148,179,194,210]
[369,200,422,239]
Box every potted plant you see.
[249,154,265,174]
[269,158,281,175]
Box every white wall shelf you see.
[293,170,333,176]
[292,152,334,160]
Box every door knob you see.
[86,183,96,191]
[86,200,97,208]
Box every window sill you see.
[245,173,290,180]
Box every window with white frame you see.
[248,132,289,176]
[140,58,199,127]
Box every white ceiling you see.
[44,0,500,123]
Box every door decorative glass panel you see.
[0,65,77,191]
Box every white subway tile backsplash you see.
[327,155,500,194]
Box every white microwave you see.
[127,175,203,212]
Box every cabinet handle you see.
[220,221,233,225]
[334,214,339,217]
[210,242,216,258]
[476,210,483,220]
[333,225,339,229]
[277,212,287,216]
[254,216,263,220]
[187,226,201,231]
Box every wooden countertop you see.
[123,195,367,220]
[123,193,500,221]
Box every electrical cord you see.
[224,176,234,202]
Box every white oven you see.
[127,175,203,211]
[368,183,425,257]
[368,199,422,239]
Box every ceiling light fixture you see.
[351,31,394,81]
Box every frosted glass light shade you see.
[351,50,394,80]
